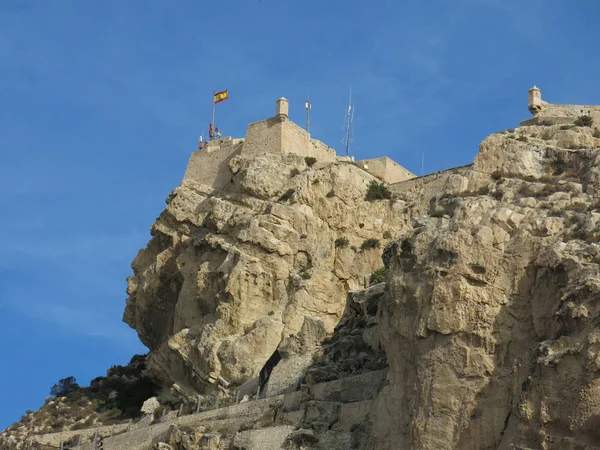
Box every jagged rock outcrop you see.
[6,116,600,450]
[373,123,600,450]
[124,152,409,398]
[305,283,388,384]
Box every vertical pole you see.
[256,385,261,399]
[77,434,81,447]
[236,390,240,404]
[128,419,132,433]
[93,431,98,450]
[110,424,115,437]
[345,89,352,157]
[306,96,311,133]
[211,91,216,137]
[178,404,183,417]
[196,395,201,414]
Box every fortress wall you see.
[241,118,282,156]
[357,156,415,184]
[242,117,337,162]
[310,139,337,162]
[390,165,489,217]
[183,137,243,189]
[536,104,600,120]
[281,120,337,162]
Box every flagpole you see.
[211,90,216,137]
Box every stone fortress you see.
[521,85,600,126]
[5,86,600,450]
[183,97,416,190]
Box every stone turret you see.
[528,85,544,114]
[276,97,289,119]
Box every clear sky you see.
[1,0,599,430]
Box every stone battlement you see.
[521,86,600,126]
[183,98,414,189]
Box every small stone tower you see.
[528,85,544,114]
[276,97,289,119]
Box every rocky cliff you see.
[372,123,600,449]
[123,152,409,400]
[5,119,600,450]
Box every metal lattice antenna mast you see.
[343,89,354,156]
[305,96,311,133]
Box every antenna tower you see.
[305,96,311,133]
[343,89,355,156]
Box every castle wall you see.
[357,156,415,184]
[183,137,243,189]
[281,120,337,162]
[390,164,490,217]
[240,118,282,157]
[242,117,337,163]
[534,104,600,120]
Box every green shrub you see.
[50,377,80,398]
[326,190,335,198]
[574,115,593,127]
[516,135,529,142]
[491,171,503,180]
[290,168,300,177]
[360,238,380,251]
[593,128,600,139]
[304,156,317,167]
[334,237,349,248]
[279,189,295,202]
[365,181,391,201]
[369,267,386,285]
[560,125,573,130]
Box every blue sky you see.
[1,0,599,430]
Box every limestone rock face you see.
[141,397,160,415]
[373,124,600,449]
[124,153,408,396]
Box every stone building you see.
[521,85,600,126]
[183,98,415,189]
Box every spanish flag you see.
[214,90,229,104]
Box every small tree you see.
[365,181,391,201]
[360,238,380,251]
[50,376,80,398]
[574,115,593,127]
[369,267,386,285]
[304,156,317,167]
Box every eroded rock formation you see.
[124,152,408,398]
[373,123,600,450]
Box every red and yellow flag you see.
[214,90,229,104]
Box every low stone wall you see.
[390,164,490,217]
[535,103,600,120]
[519,116,574,127]
[182,137,243,189]
[356,156,415,184]
[32,370,389,450]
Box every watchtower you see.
[276,98,289,119]
[528,85,544,114]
